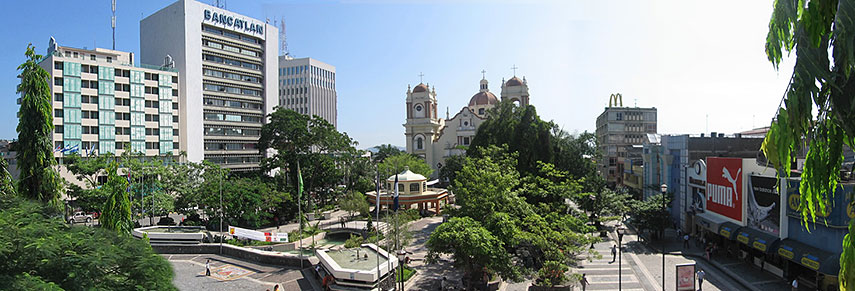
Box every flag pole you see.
[375,164,381,287]
[297,161,304,270]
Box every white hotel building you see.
[279,57,337,128]
[141,0,278,171]
[39,44,180,160]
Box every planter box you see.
[323,211,334,220]
[307,213,316,221]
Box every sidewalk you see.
[620,223,790,291]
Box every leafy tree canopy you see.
[372,144,404,163]
[426,216,518,287]
[0,196,175,290]
[762,1,855,287]
[16,44,62,206]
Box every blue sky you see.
[0,0,794,148]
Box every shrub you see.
[536,261,568,287]
[344,234,364,248]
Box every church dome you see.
[413,83,429,93]
[468,91,499,106]
[505,76,524,87]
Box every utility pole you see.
[219,171,224,255]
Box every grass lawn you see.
[396,266,416,282]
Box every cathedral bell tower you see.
[501,75,530,106]
[404,82,442,162]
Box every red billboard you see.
[705,157,743,222]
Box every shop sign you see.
[801,254,821,271]
[719,227,732,238]
[778,245,795,259]
[753,239,768,252]
[787,179,853,227]
[706,157,743,222]
[737,232,749,244]
[747,175,780,235]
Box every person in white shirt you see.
[792,278,799,291]
[696,269,705,291]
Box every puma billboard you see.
[706,157,743,222]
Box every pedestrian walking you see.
[274,216,280,231]
[791,278,798,291]
[697,269,705,291]
[683,234,690,248]
[205,259,211,276]
[677,228,682,239]
[581,273,589,291]
[441,277,449,290]
[611,245,617,263]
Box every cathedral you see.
[404,74,531,177]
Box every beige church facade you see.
[404,75,531,177]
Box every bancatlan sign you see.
[706,157,743,222]
[204,9,264,36]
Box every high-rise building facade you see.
[38,43,180,160]
[278,57,337,127]
[141,0,278,171]
[595,93,657,186]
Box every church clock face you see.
[415,105,423,112]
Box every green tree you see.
[0,156,15,196]
[762,1,855,287]
[258,108,357,209]
[535,261,569,287]
[100,162,132,234]
[15,44,62,206]
[426,217,518,287]
[0,196,175,290]
[372,144,404,163]
[628,193,671,239]
[438,154,466,186]
[339,191,370,219]
[382,212,413,255]
[379,153,433,178]
[199,176,289,229]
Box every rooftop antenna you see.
[111,0,116,50]
[279,17,289,56]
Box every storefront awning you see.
[734,227,780,253]
[776,239,840,275]
[695,212,730,234]
[718,222,741,240]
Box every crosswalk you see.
[575,243,644,291]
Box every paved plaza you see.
[165,254,316,291]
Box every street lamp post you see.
[660,183,668,291]
[617,226,624,291]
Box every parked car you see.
[68,212,94,224]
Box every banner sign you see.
[787,179,854,227]
[706,157,743,222]
[688,160,707,212]
[229,226,288,242]
[747,175,779,235]
[676,263,696,291]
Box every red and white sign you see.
[705,157,743,222]
[229,226,288,242]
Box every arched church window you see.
[416,137,424,150]
[410,183,419,192]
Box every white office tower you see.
[140,0,278,171]
[279,57,337,128]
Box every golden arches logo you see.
[609,93,623,107]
